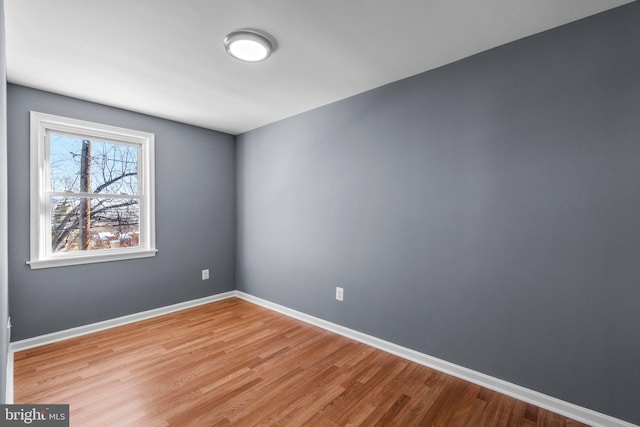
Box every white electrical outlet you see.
[202,269,210,280]
[336,287,344,302]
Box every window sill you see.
[27,249,158,270]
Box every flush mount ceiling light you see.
[224,29,276,62]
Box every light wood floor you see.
[15,297,588,426]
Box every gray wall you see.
[0,0,9,403]
[237,3,640,424]
[8,85,236,341]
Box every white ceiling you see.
[4,0,633,135]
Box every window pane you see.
[51,197,140,253]
[49,134,84,193]
[90,140,138,195]
[49,134,138,195]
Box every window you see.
[28,112,156,269]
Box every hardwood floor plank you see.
[418,375,471,426]
[14,298,591,426]
[371,393,411,426]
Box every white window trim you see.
[28,111,157,269]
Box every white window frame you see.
[28,111,157,269]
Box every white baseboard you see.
[6,290,637,427]
[235,291,638,427]
[8,291,236,352]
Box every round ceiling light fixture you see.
[224,29,276,62]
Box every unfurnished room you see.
[0,1,639,426]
